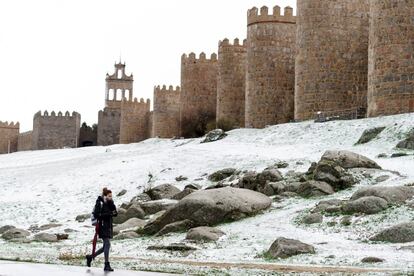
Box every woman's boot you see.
[104,262,114,272]
[85,255,93,267]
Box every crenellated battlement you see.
[154,85,181,94]
[219,38,247,48]
[121,97,151,111]
[181,52,218,64]
[248,6,296,26]
[34,110,80,119]
[0,121,19,129]
[99,109,121,117]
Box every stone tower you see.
[180,52,218,137]
[295,0,370,120]
[0,121,19,154]
[98,62,132,146]
[98,62,150,146]
[245,6,296,129]
[32,111,81,150]
[368,0,414,117]
[217,38,247,129]
[153,85,181,138]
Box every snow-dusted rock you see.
[172,188,196,200]
[33,233,58,243]
[370,222,414,243]
[361,256,384,263]
[186,226,225,242]
[0,225,16,235]
[147,243,198,252]
[302,213,323,224]
[313,160,356,191]
[75,213,90,223]
[320,150,381,169]
[2,228,30,241]
[208,168,237,182]
[267,237,315,259]
[351,186,414,205]
[147,184,181,200]
[113,218,146,236]
[397,130,414,150]
[155,219,194,236]
[356,127,386,145]
[139,199,178,215]
[143,187,272,235]
[114,231,139,240]
[342,196,388,215]
[296,181,335,198]
[201,129,227,143]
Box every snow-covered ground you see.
[1,113,414,275]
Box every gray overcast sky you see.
[0,0,296,131]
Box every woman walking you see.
[86,187,117,271]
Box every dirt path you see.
[114,257,400,274]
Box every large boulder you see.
[320,150,381,169]
[370,222,414,243]
[266,237,315,259]
[147,184,181,200]
[201,129,227,143]
[113,204,145,224]
[33,233,58,243]
[75,213,90,223]
[186,227,225,242]
[2,228,30,241]
[238,169,283,194]
[143,187,272,235]
[139,199,178,215]
[257,168,283,184]
[113,218,146,236]
[313,160,356,191]
[296,181,334,198]
[350,186,414,205]
[356,127,386,145]
[341,196,388,215]
[208,168,237,182]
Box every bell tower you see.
[105,62,134,110]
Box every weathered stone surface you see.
[238,171,259,190]
[75,213,90,223]
[147,243,198,252]
[302,213,323,225]
[185,183,201,190]
[208,168,237,182]
[33,233,58,243]
[114,231,139,240]
[257,168,283,184]
[350,186,414,205]
[320,150,381,169]
[397,132,414,150]
[356,127,386,144]
[186,226,225,242]
[296,181,334,198]
[201,129,227,143]
[113,218,146,236]
[114,206,145,224]
[153,86,180,139]
[313,160,356,191]
[147,184,181,200]
[175,175,188,182]
[155,219,194,236]
[312,199,344,213]
[267,237,315,259]
[2,229,30,240]
[361,257,384,263]
[370,222,414,243]
[172,188,196,200]
[0,225,16,235]
[56,233,69,240]
[342,196,388,215]
[130,193,152,204]
[139,200,178,215]
[117,189,127,197]
[143,187,272,235]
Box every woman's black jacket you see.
[94,196,118,239]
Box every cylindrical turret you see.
[217,38,247,129]
[368,0,414,117]
[245,6,296,128]
[295,0,370,120]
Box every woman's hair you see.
[102,187,112,196]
